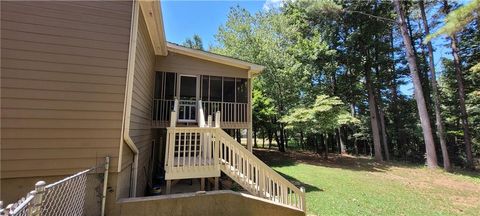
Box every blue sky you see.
[162,0,268,48]
[161,0,454,96]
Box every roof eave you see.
[139,0,168,56]
[167,43,265,77]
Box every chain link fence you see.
[1,157,109,216]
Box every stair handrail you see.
[214,128,306,211]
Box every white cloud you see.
[263,0,283,11]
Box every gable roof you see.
[167,43,265,77]
[138,0,264,76]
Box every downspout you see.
[122,0,140,197]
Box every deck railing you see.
[152,99,248,127]
[202,101,248,124]
[152,99,175,127]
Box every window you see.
[236,78,248,103]
[223,77,235,102]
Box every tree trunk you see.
[279,125,286,152]
[365,52,383,162]
[419,0,451,171]
[405,1,431,109]
[274,130,280,148]
[379,107,390,161]
[253,128,258,148]
[284,127,288,149]
[267,129,273,149]
[338,128,346,154]
[262,129,265,148]
[443,0,474,170]
[394,0,438,168]
[368,140,373,157]
[300,131,304,150]
[236,129,241,143]
[354,137,358,156]
[323,134,328,159]
[375,64,390,161]
[364,140,367,156]
[390,29,402,158]
[335,129,340,154]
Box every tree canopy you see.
[210,0,479,170]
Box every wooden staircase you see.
[215,128,306,211]
[163,99,306,211]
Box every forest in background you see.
[183,0,480,171]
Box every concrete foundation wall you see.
[118,190,305,216]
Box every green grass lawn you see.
[254,149,480,216]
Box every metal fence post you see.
[27,190,37,216]
[101,156,110,216]
[5,203,13,215]
[0,201,5,216]
[31,181,45,216]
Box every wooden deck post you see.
[207,115,212,127]
[214,177,219,190]
[247,128,253,152]
[215,111,221,128]
[200,178,205,191]
[166,180,171,194]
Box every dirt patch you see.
[432,177,480,193]
[450,195,480,208]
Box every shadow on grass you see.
[253,148,422,173]
[276,171,324,193]
[452,169,480,183]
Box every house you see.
[0,1,305,215]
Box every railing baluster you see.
[194,131,197,167]
[188,132,192,167]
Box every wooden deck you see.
[152,99,249,129]
[158,102,306,212]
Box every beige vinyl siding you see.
[0,1,132,178]
[156,52,250,78]
[129,11,156,196]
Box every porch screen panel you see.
[236,78,247,103]
[202,75,209,101]
[201,75,210,118]
[223,78,235,102]
[154,72,163,98]
[153,71,176,122]
[164,72,176,100]
[236,78,248,122]
[208,76,222,120]
[223,78,235,122]
[209,76,222,102]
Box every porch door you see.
[177,75,198,122]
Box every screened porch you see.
[152,71,251,128]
